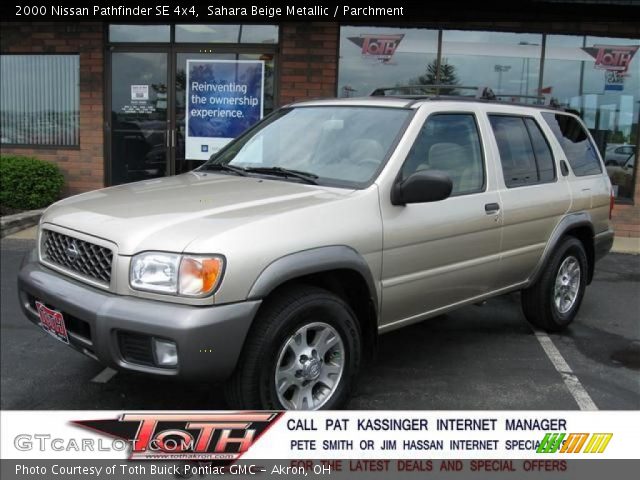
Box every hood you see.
[42,172,353,255]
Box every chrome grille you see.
[41,230,113,284]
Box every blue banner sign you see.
[186,59,264,160]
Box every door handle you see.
[485,203,500,214]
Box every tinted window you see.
[524,118,556,183]
[617,146,634,155]
[109,25,170,43]
[175,25,278,43]
[489,116,538,187]
[401,114,484,195]
[542,113,601,176]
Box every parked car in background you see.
[607,153,636,199]
[605,144,636,166]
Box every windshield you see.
[200,106,412,188]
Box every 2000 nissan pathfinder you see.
[18,95,614,410]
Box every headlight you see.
[130,252,224,297]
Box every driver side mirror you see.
[391,170,453,205]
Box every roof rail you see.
[370,85,479,97]
[370,84,548,105]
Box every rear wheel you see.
[225,285,361,410]
[521,237,588,332]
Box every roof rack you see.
[370,84,550,106]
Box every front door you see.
[380,108,503,330]
[109,50,170,185]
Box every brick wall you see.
[278,23,338,105]
[0,22,104,195]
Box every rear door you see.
[486,111,571,288]
[541,112,611,235]
[379,106,503,330]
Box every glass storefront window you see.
[109,24,170,43]
[441,30,543,100]
[110,52,168,185]
[544,34,639,200]
[0,54,79,146]
[106,24,279,186]
[175,25,278,43]
[338,26,438,98]
[338,28,638,202]
[239,25,279,44]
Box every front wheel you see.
[521,236,588,332]
[225,285,361,410]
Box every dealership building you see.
[1,10,639,237]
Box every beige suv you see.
[18,97,614,410]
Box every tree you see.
[411,58,459,95]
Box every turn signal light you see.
[179,256,224,296]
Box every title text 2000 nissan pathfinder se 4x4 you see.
[18,95,614,410]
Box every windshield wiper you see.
[243,166,319,185]
[199,163,249,176]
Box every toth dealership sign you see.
[582,45,638,73]
[348,34,405,63]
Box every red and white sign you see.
[2,411,640,460]
[36,301,69,344]
[582,45,638,73]
[348,34,405,62]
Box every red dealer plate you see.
[35,301,69,344]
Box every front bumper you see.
[17,257,261,381]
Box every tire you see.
[521,236,588,332]
[225,285,361,410]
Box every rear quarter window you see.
[541,112,602,176]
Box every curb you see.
[0,209,44,238]
[611,236,640,255]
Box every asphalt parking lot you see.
[1,236,639,410]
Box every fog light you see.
[153,338,178,367]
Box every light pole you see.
[518,41,540,96]
[494,64,511,94]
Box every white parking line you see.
[534,330,598,411]
[90,367,117,384]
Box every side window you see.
[524,118,556,183]
[616,147,633,155]
[541,112,602,176]
[401,113,484,196]
[490,115,554,187]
